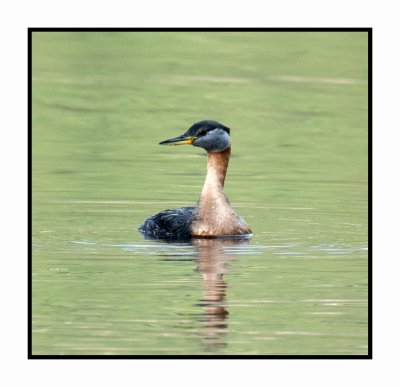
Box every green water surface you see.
[32,31,368,355]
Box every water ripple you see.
[70,240,368,258]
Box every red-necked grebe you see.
[139,120,252,241]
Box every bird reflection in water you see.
[192,237,250,350]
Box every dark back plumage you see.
[139,207,195,241]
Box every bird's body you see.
[139,120,252,241]
[139,207,195,240]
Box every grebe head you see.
[159,120,231,153]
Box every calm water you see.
[32,31,368,355]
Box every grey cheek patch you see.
[194,129,231,152]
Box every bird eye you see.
[197,128,207,136]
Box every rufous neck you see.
[202,147,231,193]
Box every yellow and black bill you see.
[159,134,197,146]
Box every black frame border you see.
[28,27,372,360]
